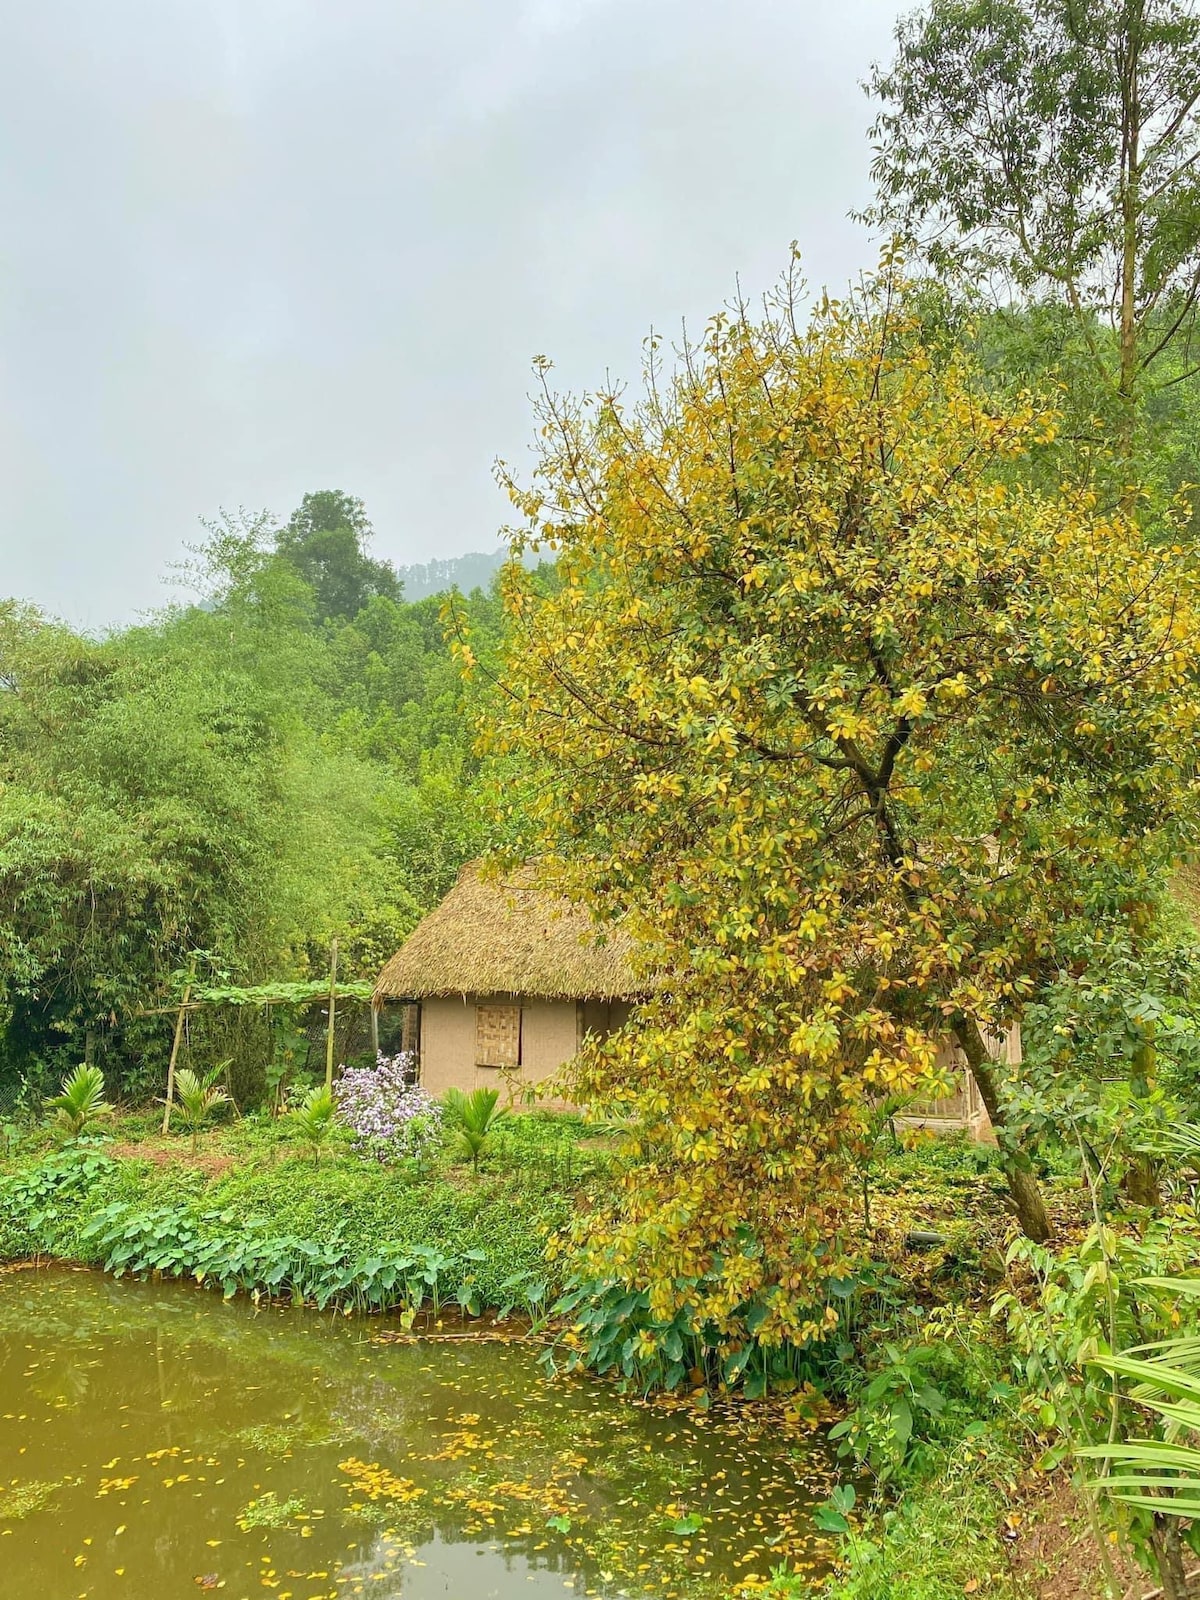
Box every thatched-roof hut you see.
[374,863,644,1102]
[375,862,1007,1138]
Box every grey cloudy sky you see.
[1,0,903,628]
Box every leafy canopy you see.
[276,490,402,622]
[865,0,1200,419]
[0,599,286,1059]
[480,262,1200,1341]
[0,490,505,1095]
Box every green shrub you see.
[550,1272,834,1398]
[288,1085,337,1163]
[442,1086,509,1170]
[170,1064,231,1154]
[828,1318,1013,1487]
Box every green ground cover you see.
[0,1108,603,1316]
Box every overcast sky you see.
[1,0,903,628]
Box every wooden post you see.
[324,938,339,1093]
[370,1001,380,1059]
[162,965,194,1135]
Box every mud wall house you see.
[892,1029,1019,1143]
[374,861,1007,1137]
[372,864,644,1104]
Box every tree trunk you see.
[952,1014,1053,1243]
[324,937,339,1093]
[1116,0,1144,482]
[161,972,193,1136]
[1151,1513,1188,1600]
[1125,1020,1162,1209]
[1125,1155,1161,1208]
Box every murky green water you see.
[0,1267,833,1600]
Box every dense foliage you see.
[0,1117,587,1317]
[0,498,503,1101]
[481,262,1200,1340]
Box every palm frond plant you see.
[289,1084,336,1165]
[170,1063,231,1156]
[442,1086,509,1171]
[1140,1119,1200,1176]
[995,1111,1200,1600]
[1079,1277,1200,1600]
[45,1065,111,1142]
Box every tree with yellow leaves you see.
[471,261,1200,1350]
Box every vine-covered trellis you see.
[135,943,377,1129]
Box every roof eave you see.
[373,983,647,1003]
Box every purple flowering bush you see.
[335,1052,444,1163]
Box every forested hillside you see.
[396,549,507,601]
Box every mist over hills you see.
[395,549,507,601]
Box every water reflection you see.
[0,1266,833,1599]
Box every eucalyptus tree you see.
[866,0,1200,456]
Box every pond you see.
[0,1267,835,1600]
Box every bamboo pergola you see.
[133,947,376,1131]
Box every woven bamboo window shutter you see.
[475,1003,521,1068]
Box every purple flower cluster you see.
[335,1053,443,1163]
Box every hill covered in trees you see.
[396,549,507,601]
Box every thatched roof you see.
[374,863,646,1002]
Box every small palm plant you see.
[171,1064,231,1156]
[1079,1276,1200,1597]
[289,1084,336,1164]
[46,1065,111,1142]
[443,1086,509,1171]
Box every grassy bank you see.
[759,1136,1109,1600]
[815,1446,1142,1600]
[0,1108,598,1317]
[821,1453,1023,1600]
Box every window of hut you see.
[475,1003,521,1068]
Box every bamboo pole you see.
[162,965,194,1135]
[324,938,339,1092]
